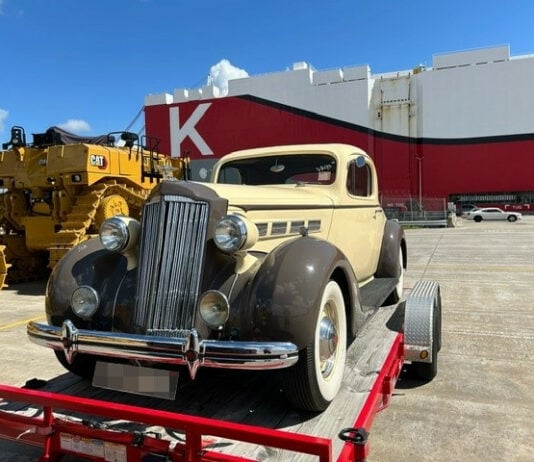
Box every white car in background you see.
[464,207,522,222]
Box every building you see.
[144,45,534,212]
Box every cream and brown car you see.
[28,143,406,411]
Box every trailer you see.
[0,280,440,461]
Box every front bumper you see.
[27,320,299,378]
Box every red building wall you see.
[145,95,534,205]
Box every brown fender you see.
[375,219,406,278]
[247,236,365,349]
[45,237,129,329]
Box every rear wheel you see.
[507,215,517,222]
[283,280,347,411]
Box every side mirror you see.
[355,155,366,168]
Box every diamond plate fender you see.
[404,280,441,363]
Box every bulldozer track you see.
[0,200,7,288]
[0,245,11,289]
[47,181,150,268]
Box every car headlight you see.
[198,290,229,328]
[214,215,258,253]
[71,286,99,319]
[99,216,140,252]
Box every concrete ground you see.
[371,216,534,462]
[0,216,533,461]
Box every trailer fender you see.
[404,279,442,381]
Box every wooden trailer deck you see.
[0,303,403,461]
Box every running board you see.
[360,277,398,308]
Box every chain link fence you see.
[381,196,450,226]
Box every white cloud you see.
[0,0,4,15]
[207,59,248,97]
[0,108,8,133]
[58,119,91,133]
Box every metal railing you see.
[381,196,449,227]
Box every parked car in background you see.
[457,203,478,216]
[464,207,522,222]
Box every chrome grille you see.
[134,194,209,335]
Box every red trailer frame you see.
[0,333,404,462]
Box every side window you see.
[347,157,372,197]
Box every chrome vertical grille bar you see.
[134,195,209,335]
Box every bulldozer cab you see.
[2,126,27,150]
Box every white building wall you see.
[432,45,509,69]
[372,75,414,137]
[227,63,373,129]
[145,46,534,140]
[227,65,313,99]
[417,55,534,138]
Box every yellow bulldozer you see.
[0,125,188,289]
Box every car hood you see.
[206,183,335,209]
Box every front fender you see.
[247,236,360,349]
[46,237,128,330]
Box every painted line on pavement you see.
[0,316,44,331]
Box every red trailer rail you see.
[0,332,404,462]
[0,280,441,461]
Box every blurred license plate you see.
[93,362,179,400]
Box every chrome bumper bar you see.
[27,320,299,379]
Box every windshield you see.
[217,154,337,185]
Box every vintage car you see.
[27,143,406,411]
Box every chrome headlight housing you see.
[198,290,230,328]
[99,216,140,252]
[214,215,258,253]
[71,285,99,319]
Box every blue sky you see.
[1,0,534,139]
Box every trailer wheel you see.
[54,350,96,380]
[283,280,347,411]
[411,294,441,381]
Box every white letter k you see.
[170,103,213,157]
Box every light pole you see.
[416,153,424,213]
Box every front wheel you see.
[283,280,347,411]
[474,216,483,222]
[507,215,517,222]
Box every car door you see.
[484,208,501,220]
[331,156,384,281]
